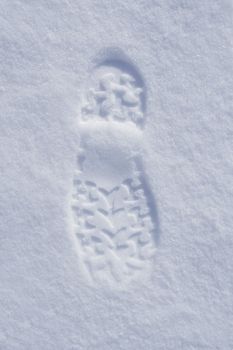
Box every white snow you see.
[0,0,233,349]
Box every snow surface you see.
[1,0,233,349]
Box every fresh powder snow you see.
[0,0,233,349]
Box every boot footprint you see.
[71,55,158,286]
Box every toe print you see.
[81,63,145,126]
